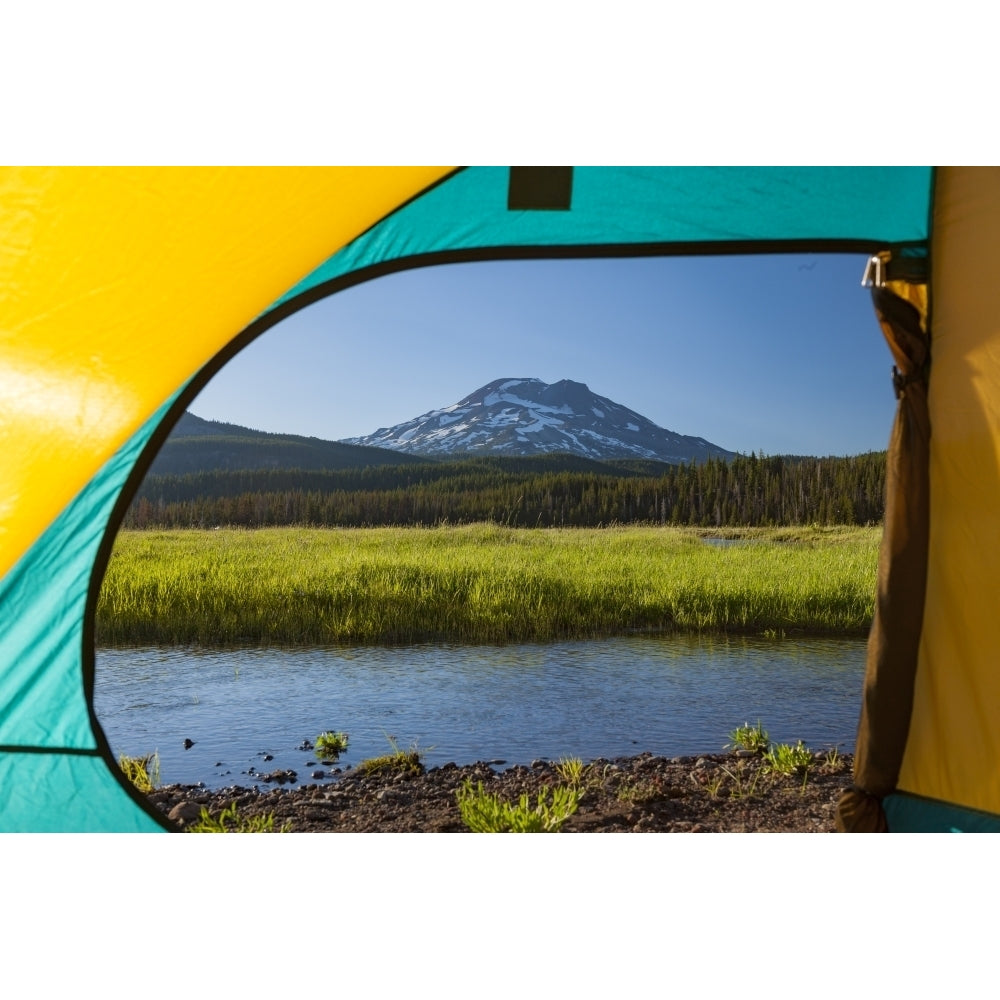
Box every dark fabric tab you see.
[508,167,573,210]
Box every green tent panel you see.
[0,753,165,833]
[275,166,933,313]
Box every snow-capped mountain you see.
[340,378,735,463]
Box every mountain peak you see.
[341,378,734,464]
[455,378,543,407]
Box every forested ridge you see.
[124,451,887,529]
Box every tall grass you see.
[95,524,879,646]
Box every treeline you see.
[124,451,887,529]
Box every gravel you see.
[145,749,854,833]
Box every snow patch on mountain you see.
[340,377,735,464]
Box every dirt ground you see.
[146,748,854,832]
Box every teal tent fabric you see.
[0,753,164,833]
[274,167,933,311]
[0,396,183,832]
[884,792,1000,833]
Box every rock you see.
[258,769,297,785]
[167,801,204,827]
[183,738,195,749]
[312,770,324,779]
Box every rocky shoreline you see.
[146,748,854,832]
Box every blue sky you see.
[190,251,895,458]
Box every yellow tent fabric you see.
[897,166,1000,814]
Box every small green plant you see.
[763,740,814,775]
[703,773,725,798]
[457,780,581,832]
[119,752,160,793]
[315,731,349,757]
[554,756,585,786]
[718,760,764,800]
[554,756,603,793]
[726,721,770,754]
[617,776,666,803]
[188,803,291,833]
[356,737,425,778]
[823,746,842,769]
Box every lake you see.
[94,635,866,789]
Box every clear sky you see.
[190,251,896,458]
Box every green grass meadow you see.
[95,524,880,646]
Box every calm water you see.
[94,635,866,789]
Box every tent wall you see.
[893,166,1000,819]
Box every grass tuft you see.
[188,803,291,833]
[457,780,581,832]
[718,761,765,800]
[315,731,349,758]
[553,756,604,793]
[726,721,770,754]
[356,737,425,778]
[617,776,666,803]
[763,740,814,775]
[119,752,160,793]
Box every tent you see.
[1,165,996,832]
